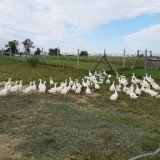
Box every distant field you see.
[0,56,160,160]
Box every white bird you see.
[31,81,37,92]
[57,83,64,93]
[89,70,92,77]
[5,78,12,91]
[10,81,19,93]
[107,74,112,79]
[71,82,77,91]
[17,80,23,91]
[22,82,33,94]
[60,87,68,95]
[86,86,91,95]
[131,77,137,85]
[106,79,110,84]
[48,82,57,94]
[69,77,73,86]
[103,69,107,76]
[109,90,118,101]
[135,85,141,95]
[39,81,46,93]
[151,82,160,90]
[110,81,115,92]
[123,85,129,93]
[38,79,43,90]
[116,84,121,92]
[94,70,98,76]
[155,94,160,98]
[50,77,54,85]
[95,83,100,90]
[0,85,9,96]
[82,79,88,88]
[147,87,159,97]
[5,78,12,86]
[129,92,138,99]
[75,86,82,94]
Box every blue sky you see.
[0,0,160,55]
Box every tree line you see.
[2,39,88,56]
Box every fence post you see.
[10,48,11,57]
[123,49,126,68]
[57,47,59,61]
[77,49,80,70]
[150,51,152,57]
[144,50,147,74]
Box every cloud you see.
[123,24,160,51]
[0,0,160,52]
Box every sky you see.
[0,0,160,55]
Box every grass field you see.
[0,56,160,160]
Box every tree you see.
[48,47,60,56]
[80,50,88,56]
[22,39,35,55]
[5,40,18,56]
[34,48,41,55]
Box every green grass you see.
[0,56,160,160]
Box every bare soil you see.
[0,134,22,159]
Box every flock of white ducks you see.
[0,69,160,101]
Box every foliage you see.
[27,56,39,67]
[22,39,35,55]
[80,50,88,56]
[5,40,18,55]
[34,48,41,55]
[48,47,60,56]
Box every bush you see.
[27,56,39,67]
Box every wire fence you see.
[128,148,160,160]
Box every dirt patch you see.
[0,134,22,159]
[69,92,101,103]
[0,81,5,87]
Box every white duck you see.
[17,80,23,91]
[95,83,100,90]
[107,74,112,79]
[82,78,88,88]
[89,70,92,77]
[135,85,141,95]
[86,86,91,95]
[103,69,107,76]
[38,79,43,90]
[69,77,73,86]
[50,77,54,85]
[10,81,19,93]
[48,82,57,94]
[71,82,77,91]
[109,90,118,101]
[75,86,82,94]
[60,86,68,95]
[147,87,159,97]
[106,79,110,84]
[39,81,46,93]
[129,92,138,99]
[110,81,115,92]
[5,78,12,91]
[31,81,37,92]
[22,82,33,94]
[0,85,9,96]
[116,84,121,92]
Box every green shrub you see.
[27,56,39,67]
